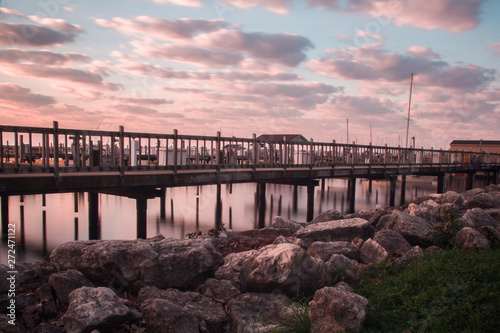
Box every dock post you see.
[437,173,445,194]
[216,183,223,228]
[486,171,491,185]
[257,183,266,228]
[400,175,406,206]
[137,198,147,239]
[348,178,356,214]
[292,185,298,213]
[1,195,8,239]
[493,171,498,185]
[389,176,397,207]
[160,187,166,219]
[88,192,100,240]
[466,173,474,190]
[307,183,315,221]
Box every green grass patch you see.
[355,248,500,332]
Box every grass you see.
[271,297,313,333]
[354,248,500,333]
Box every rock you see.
[48,269,94,305]
[360,239,389,264]
[16,260,56,292]
[233,228,290,239]
[351,237,364,250]
[326,254,361,284]
[373,230,412,257]
[436,191,465,208]
[0,314,21,333]
[200,278,241,304]
[462,187,485,199]
[424,246,444,255]
[226,292,296,333]
[482,226,500,245]
[454,227,490,251]
[51,238,224,293]
[367,207,392,227]
[271,216,304,234]
[306,241,359,262]
[432,202,460,223]
[294,218,375,246]
[484,208,500,223]
[214,250,256,289]
[34,284,58,318]
[48,241,98,272]
[272,235,292,245]
[138,286,228,332]
[63,286,142,333]
[240,243,329,297]
[32,323,64,332]
[460,208,500,237]
[405,203,433,222]
[309,284,368,333]
[309,209,344,224]
[465,192,500,209]
[393,246,424,266]
[376,210,437,246]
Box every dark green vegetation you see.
[272,298,312,333]
[355,248,500,333]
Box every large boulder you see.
[459,208,500,237]
[376,211,437,246]
[306,241,359,262]
[309,209,344,224]
[309,283,368,333]
[240,243,329,297]
[226,292,297,333]
[373,230,412,257]
[215,250,256,289]
[393,246,424,266]
[405,203,433,222]
[464,192,500,209]
[454,227,490,251]
[432,191,465,207]
[271,216,304,234]
[360,239,389,264]
[294,218,375,246]
[199,278,241,304]
[326,254,361,284]
[15,260,56,292]
[62,287,142,333]
[48,269,94,305]
[138,286,228,333]
[50,238,224,293]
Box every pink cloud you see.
[0,83,56,107]
[95,17,228,40]
[307,0,486,32]
[150,0,202,6]
[220,0,292,14]
[307,44,496,92]
[0,12,82,47]
[487,42,500,56]
[406,46,440,59]
[0,48,91,65]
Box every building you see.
[450,140,500,154]
[257,134,309,144]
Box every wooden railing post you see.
[173,129,178,175]
[252,134,257,171]
[53,121,59,182]
[0,130,3,170]
[119,126,125,179]
[216,131,221,173]
[14,130,19,170]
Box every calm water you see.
[0,176,486,264]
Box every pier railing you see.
[1,122,500,175]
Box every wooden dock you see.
[1,122,499,238]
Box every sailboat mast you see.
[405,73,414,149]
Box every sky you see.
[0,0,499,149]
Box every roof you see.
[257,134,309,143]
[450,140,500,145]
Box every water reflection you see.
[0,176,489,264]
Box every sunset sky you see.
[0,0,499,149]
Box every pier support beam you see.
[466,173,474,190]
[307,184,315,221]
[1,195,8,239]
[160,187,166,219]
[88,192,100,240]
[136,198,147,239]
[400,175,406,206]
[389,176,397,207]
[437,173,445,194]
[348,178,356,214]
[216,183,223,228]
[493,172,498,185]
[257,183,266,228]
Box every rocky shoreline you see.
[1,184,500,332]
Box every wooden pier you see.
[1,122,499,239]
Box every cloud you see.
[113,97,174,105]
[487,42,500,56]
[112,104,159,115]
[0,48,92,65]
[406,46,440,59]
[0,83,56,107]
[219,0,292,14]
[150,0,202,6]
[307,0,486,32]
[0,12,82,47]
[95,17,228,40]
[195,30,314,67]
[307,44,496,91]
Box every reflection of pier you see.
[1,122,500,239]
